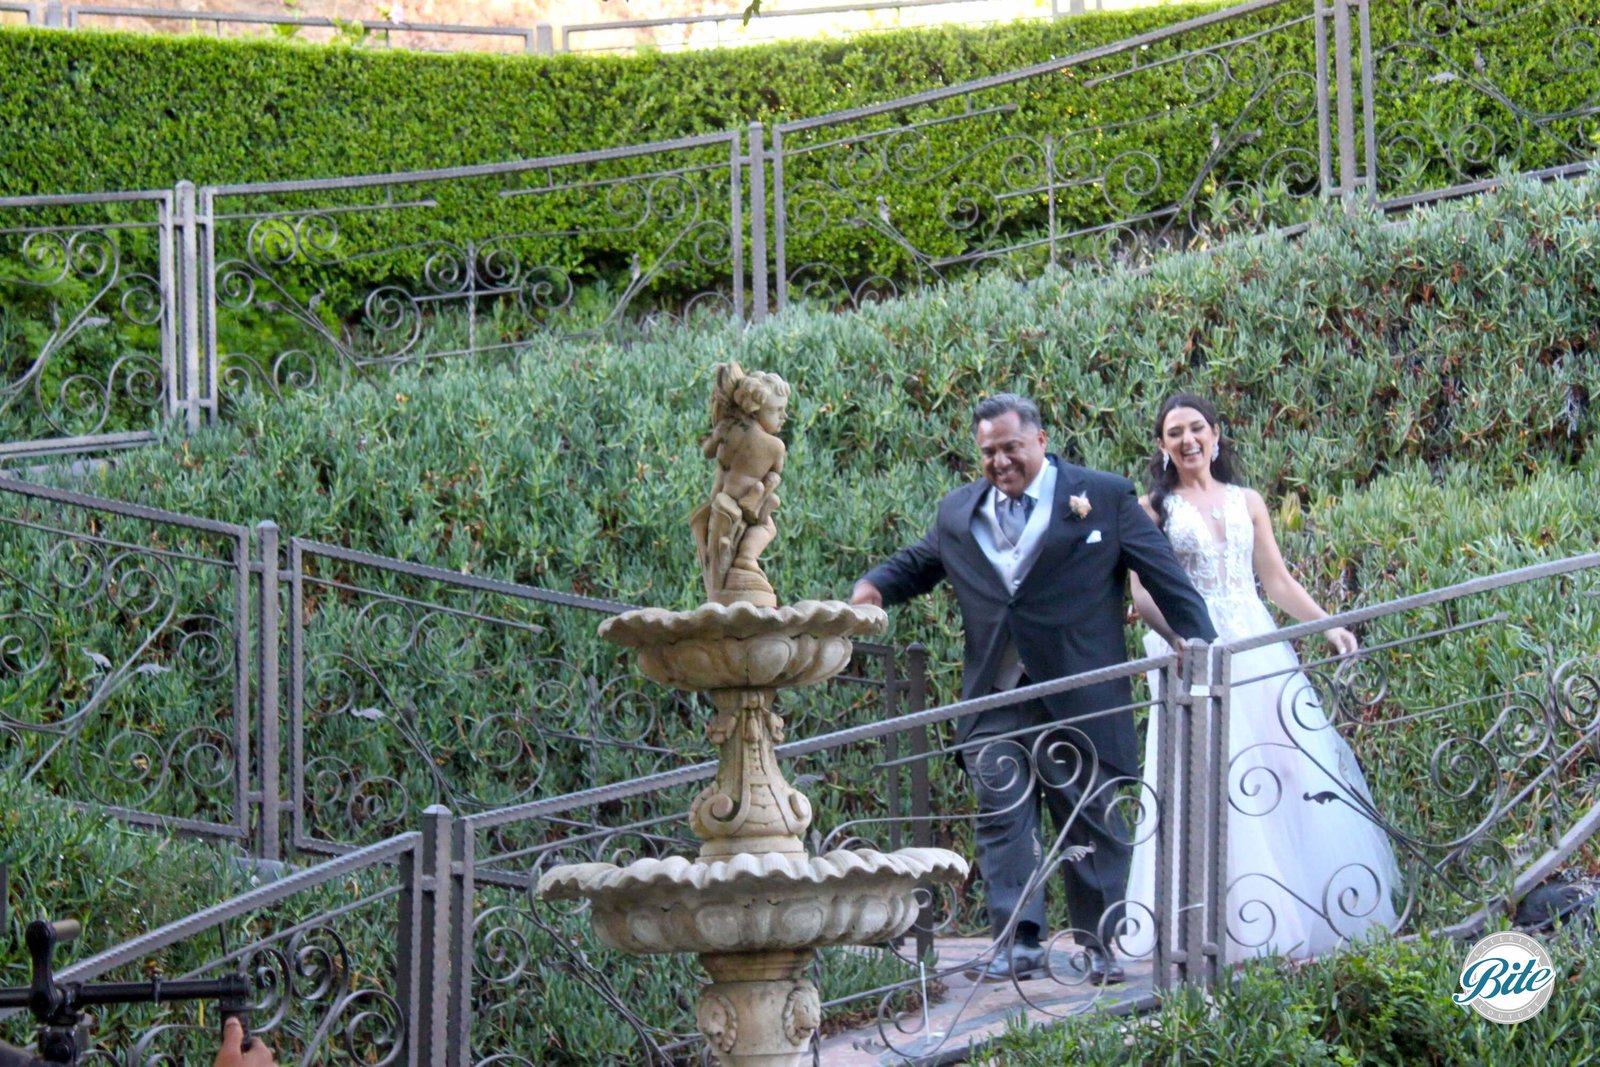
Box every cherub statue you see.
[690,363,790,607]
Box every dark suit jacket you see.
[863,455,1216,777]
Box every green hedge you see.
[36,176,1600,908]
[0,3,1271,196]
[74,175,1600,601]
[980,927,1600,1064]
[3,0,1598,304]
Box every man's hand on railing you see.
[214,1020,276,1067]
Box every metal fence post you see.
[398,835,423,1067]
[1202,646,1233,987]
[534,21,553,54]
[175,180,203,432]
[771,126,787,314]
[42,0,60,27]
[1355,0,1377,203]
[906,643,934,963]
[406,806,454,1067]
[1314,0,1333,197]
[1331,0,1359,203]
[882,650,902,854]
[749,122,767,323]
[1150,652,1179,992]
[446,818,475,1067]
[1176,639,1211,989]
[196,185,220,428]
[255,520,281,862]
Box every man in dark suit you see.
[851,394,1215,983]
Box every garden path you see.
[817,936,1155,1065]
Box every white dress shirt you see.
[970,459,1056,689]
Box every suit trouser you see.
[965,685,1132,949]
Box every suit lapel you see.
[950,480,1008,596]
[1037,456,1086,564]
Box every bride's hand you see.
[1325,626,1358,657]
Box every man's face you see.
[975,410,1047,499]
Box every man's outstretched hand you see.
[849,580,883,607]
[214,1019,276,1067]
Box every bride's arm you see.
[1245,488,1357,655]
[1129,570,1178,649]
[1128,494,1179,649]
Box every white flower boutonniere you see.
[1069,493,1092,519]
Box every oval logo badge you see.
[1454,931,1557,1023]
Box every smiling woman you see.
[1126,390,1398,962]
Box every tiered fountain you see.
[538,363,967,1065]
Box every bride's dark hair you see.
[1146,392,1240,530]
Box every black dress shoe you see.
[1085,947,1125,985]
[966,943,1047,982]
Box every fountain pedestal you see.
[538,601,967,1065]
[537,363,965,1065]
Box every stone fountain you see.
[538,363,967,1065]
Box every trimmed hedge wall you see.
[0,3,1261,195]
[65,175,1600,721]
[3,1,1598,300]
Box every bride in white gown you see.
[1122,393,1400,961]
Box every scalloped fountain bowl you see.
[537,847,968,955]
[597,600,887,692]
[556,594,966,1065]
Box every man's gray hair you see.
[972,393,1043,431]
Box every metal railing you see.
[0,832,433,1065]
[5,468,1600,1061]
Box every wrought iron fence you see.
[0,832,434,1066]
[0,475,905,865]
[766,0,1329,309]
[0,187,197,460]
[435,548,1600,1063]
[196,129,752,415]
[5,0,1600,461]
[6,464,1600,1062]
[0,477,255,841]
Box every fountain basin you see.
[597,600,886,692]
[538,847,968,955]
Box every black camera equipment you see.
[0,916,254,1065]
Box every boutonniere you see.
[1069,493,1092,519]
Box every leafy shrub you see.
[8,175,1594,923]
[2,1,1597,304]
[978,928,1600,1065]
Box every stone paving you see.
[817,938,1157,1065]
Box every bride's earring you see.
[1161,451,1170,472]
[1210,442,1219,462]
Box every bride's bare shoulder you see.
[1236,486,1271,519]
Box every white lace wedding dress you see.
[1121,484,1400,961]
